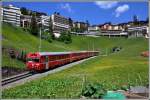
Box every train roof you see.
[39,52,71,56]
[38,51,98,56]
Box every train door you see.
[45,56,49,69]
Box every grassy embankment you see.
[2,23,130,68]
[2,23,148,98]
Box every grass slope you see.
[2,23,76,68]
[2,23,149,98]
[2,23,138,68]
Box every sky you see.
[3,1,148,25]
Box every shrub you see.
[81,83,107,99]
[9,48,16,58]
[47,37,52,43]
[58,31,72,44]
[112,46,122,53]
[16,50,27,62]
[41,31,53,43]
[121,85,128,91]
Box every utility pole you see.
[88,42,89,51]
[39,26,41,52]
[93,41,94,51]
[38,22,42,52]
[38,19,45,52]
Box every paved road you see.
[2,56,97,90]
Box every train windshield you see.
[27,58,39,62]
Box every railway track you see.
[2,72,33,86]
[2,56,97,90]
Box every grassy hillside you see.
[2,23,78,68]
[2,23,114,68]
[3,23,145,69]
[2,23,149,98]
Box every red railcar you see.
[26,51,99,72]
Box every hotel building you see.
[20,15,32,28]
[73,22,88,30]
[1,5,21,26]
[38,15,50,31]
[51,13,70,37]
[127,25,149,37]
[88,25,100,32]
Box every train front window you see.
[27,58,39,62]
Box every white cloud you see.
[94,1,118,9]
[115,4,129,17]
[60,3,72,13]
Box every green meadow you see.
[2,23,148,98]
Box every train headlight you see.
[32,64,34,66]
[35,63,39,66]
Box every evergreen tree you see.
[30,13,38,36]
[86,20,90,31]
[86,20,90,27]
[69,17,73,28]
[20,7,28,15]
[133,15,139,26]
[146,17,149,23]
[133,15,138,22]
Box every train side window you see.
[40,56,44,63]
[52,56,54,60]
[55,55,57,60]
[57,55,59,60]
[59,55,61,59]
[49,56,52,61]
[53,56,55,60]
[53,56,54,60]
[61,55,62,59]
[45,56,48,62]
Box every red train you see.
[26,51,99,72]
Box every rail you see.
[2,72,33,86]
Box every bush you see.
[42,31,52,43]
[121,85,129,91]
[47,37,52,43]
[9,48,16,58]
[81,83,107,99]
[58,31,72,44]
[112,46,122,53]
[16,50,27,62]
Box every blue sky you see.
[3,1,148,25]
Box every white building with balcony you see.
[128,25,148,37]
[39,15,50,31]
[88,26,100,32]
[87,26,100,35]
[51,13,70,37]
[1,5,21,26]
[20,15,32,28]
